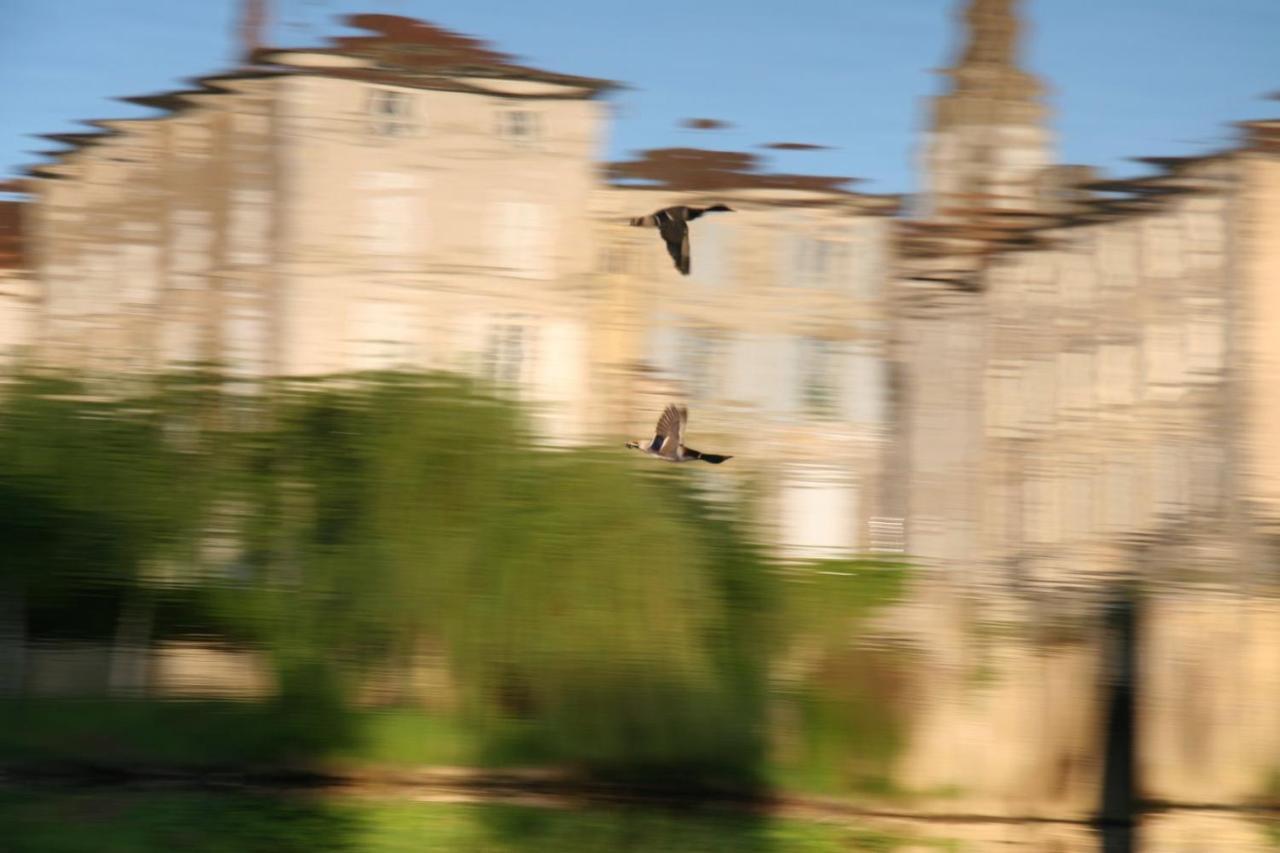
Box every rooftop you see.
[253,14,620,97]
[606,147,887,202]
[22,14,619,177]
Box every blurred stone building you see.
[10,13,904,559]
[7,1,1280,569]
[890,0,1280,817]
[896,0,1280,579]
[24,16,619,448]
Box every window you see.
[493,201,553,279]
[161,317,202,367]
[849,218,886,299]
[483,319,532,386]
[82,247,118,315]
[840,346,887,425]
[530,319,588,444]
[1143,323,1187,393]
[1187,300,1225,378]
[223,308,268,379]
[798,337,837,416]
[363,194,417,257]
[367,88,415,137]
[170,208,212,276]
[227,189,271,266]
[355,171,421,257]
[533,319,586,400]
[1057,350,1094,414]
[645,317,681,377]
[496,109,542,145]
[799,237,848,287]
[723,332,761,406]
[778,467,859,560]
[781,232,847,288]
[119,242,160,305]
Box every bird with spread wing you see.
[627,204,733,275]
[626,404,732,464]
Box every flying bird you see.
[626,404,732,464]
[628,204,733,275]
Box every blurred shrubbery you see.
[0,370,907,792]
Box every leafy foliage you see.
[0,369,911,793]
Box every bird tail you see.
[684,447,731,464]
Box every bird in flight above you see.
[628,204,733,276]
[625,404,732,464]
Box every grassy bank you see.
[0,789,935,853]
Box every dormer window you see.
[367,88,415,137]
[496,109,542,145]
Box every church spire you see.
[958,0,1020,69]
[920,0,1053,220]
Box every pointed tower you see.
[919,0,1053,221]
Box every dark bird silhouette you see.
[627,204,733,275]
[625,403,732,464]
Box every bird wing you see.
[659,220,690,275]
[654,404,684,458]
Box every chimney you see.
[237,0,269,65]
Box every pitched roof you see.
[17,14,619,178]
[253,14,620,97]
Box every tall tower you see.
[919,0,1053,221]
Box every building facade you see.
[10,4,1280,568]
[14,13,905,559]
[888,0,1280,816]
[594,150,899,558]
[898,0,1280,576]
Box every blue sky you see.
[3,0,1278,194]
